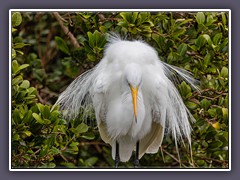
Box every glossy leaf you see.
[12,12,22,27]
[55,36,70,55]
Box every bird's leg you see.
[115,141,120,168]
[134,141,140,168]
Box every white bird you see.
[55,34,198,167]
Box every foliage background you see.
[11,11,229,168]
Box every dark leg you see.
[115,141,120,168]
[134,141,140,168]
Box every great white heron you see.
[55,34,198,167]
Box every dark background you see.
[1,0,238,179]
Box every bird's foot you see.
[115,141,120,168]
[134,159,140,168]
[115,156,120,168]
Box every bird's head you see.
[124,63,142,123]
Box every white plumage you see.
[55,34,198,163]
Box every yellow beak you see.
[130,85,139,123]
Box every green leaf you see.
[74,123,89,134]
[27,87,37,95]
[61,162,77,168]
[132,12,139,23]
[220,67,228,78]
[20,80,30,89]
[12,28,17,33]
[208,108,216,117]
[13,43,30,49]
[18,64,29,72]
[87,32,94,48]
[209,140,223,150]
[103,21,114,29]
[195,35,207,48]
[12,76,23,86]
[179,81,192,99]
[185,101,198,110]
[49,147,61,155]
[42,106,51,119]
[200,99,211,111]
[202,141,208,148]
[53,125,67,134]
[12,48,16,59]
[12,109,21,124]
[85,157,98,166]
[12,60,19,74]
[203,53,211,68]
[39,145,49,157]
[12,12,22,27]
[69,142,79,147]
[22,110,33,123]
[177,43,188,56]
[196,160,205,166]
[202,34,213,46]
[12,62,29,75]
[36,103,45,113]
[206,14,214,26]
[43,119,51,125]
[81,132,95,140]
[212,122,221,130]
[46,163,56,168]
[222,108,228,121]
[171,28,186,39]
[213,33,222,45]
[120,12,132,23]
[55,36,70,55]
[195,12,205,25]
[12,133,20,141]
[32,113,44,124]
[23,130,32,137]
[67,142,79,154]
[117,21,128,28]
[221,12,227,26]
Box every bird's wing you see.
[98,120,112,144]
[55,68,95,119]
[139,121,164,158]
[150,62,194,145]
[90,68,114,145]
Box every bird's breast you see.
[105,91,147,140]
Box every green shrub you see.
[11,11,229,168]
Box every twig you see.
[191,88,228,100]
[36,90,47,104]
[79,141,108,153]
[198,94,216,101]
[97,13,121,22]
[40,87,59,98]
[193,155,228,164]
[60,154,68,162]
[78,141,108,146]
[161,148,187,168]
[34,149,41,155]
[52,12,80,48]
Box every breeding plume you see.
[56,34,198,167]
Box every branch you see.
[193,155,228,165]
[52,12,80,48]
[161,148,187,168]
[190,88,228,100]
[97,13,121,22]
